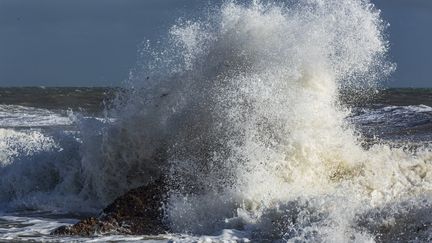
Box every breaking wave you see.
[1,0,432,241]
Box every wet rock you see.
[52,217,120,236]
[51,178,168,236]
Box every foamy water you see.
[1,0,432,242]
[0,105,73,128]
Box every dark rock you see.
[51,178,168,236]
[52,217,120,236]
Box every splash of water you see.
[1,0,432,241]
[108,0,431,241]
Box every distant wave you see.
[0,105,73,128]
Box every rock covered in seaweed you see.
[51,177,168,236]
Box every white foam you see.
[0,215,77,241]
[0,105,74,128]
[0,128,59,165]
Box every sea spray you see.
[1,0,432,242]
[111,0,430,241]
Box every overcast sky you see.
[0,0,431,87]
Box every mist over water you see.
[1,0,432,242]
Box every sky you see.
[0,0,431,87]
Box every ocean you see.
[1,87,431,242]
[2,1,432,242]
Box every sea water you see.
[1,1,432,242]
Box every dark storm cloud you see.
[0,0,431,87]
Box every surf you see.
[1,0,432,241]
